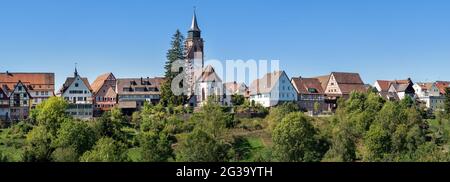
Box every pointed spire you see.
[74,63,78,77]
[190,7,201,32]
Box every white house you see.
[414,82,445,111]
[191,65,230,107]
[249,71,297,107]
[59,68,94,120]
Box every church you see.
[184,11,230,107]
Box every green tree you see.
[22,125,54,162]
[190,102,232,139]
[272,112,324,162]
[139,131,174,162]
[231,94,245,106]
[176,129,230,162]
[160,30,186,106]
[33,97,69,135]
[93,108,126,143]
[51,147,79,162]
[266,102,299,132]
[444,87,450,115]
[80,137,128,162]
[53,119,97,156]
[323,120,357,162]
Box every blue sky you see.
[1,0,450,87]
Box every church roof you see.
[190,11,201,32]
[198,65,222,82]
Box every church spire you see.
[74,63,78,77]
[190,8,201,32]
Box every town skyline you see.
[1,0,450,88]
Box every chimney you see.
[140,77,143,85]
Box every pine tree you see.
[161,30,186,106]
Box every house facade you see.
[8,81,32,121]
[414,82,446,111]
[116,77,164,115]
[0,72,55,108]
[59,69,94,120]
[223,81,249,106]
[0,88,9,122]
[249,71,297,107]
[321,72,367,111]
[291,77,327,114]
[91,73,117,116]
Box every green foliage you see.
[272,112,325,162]
[190,102,232,139]
[445,87,450,115]
[176,129,230,162]
[160,30,186,107]
[33,97,69,135]
[323,120,357,162]
[266,102,299,132]
[51,147,79,162]
[80,137,128,162]
[22,125,54,162]
[93,108,127,143]
[139,131,173,162]
[231,94,245,106]
[53,119,97,156]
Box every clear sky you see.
[1,0,450,87]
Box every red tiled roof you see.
[291,77,324,94]
[375,80,391,92]
[0,72,55,91]
[91,72,115,94]
[436,81,450,95]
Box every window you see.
[18,86,22,91]
[23,100,27,105]
[36,92,39,96]
[75,83,79,87]
[23,93,27,97]
[41,91,45,95]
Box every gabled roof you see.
[291,77,324,95]
[11,81,32,98]
[389,78,413,92]
[0,72,55,91]
[375,80,392,92]
[330,72,366,94]
[198,65,222,83]
[314,75,330,91]
[436,81,450,95]
[91,72,115,94]
[331,72,364,84]
[224,82,248,95]
[116,77,166,95]
[415,82,435,91]
[60,76,92,94]
[250,71,285,94]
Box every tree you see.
[93,108,126,143]
[363,123,391,161]
[33,97,69,135]
[266,102,299,132]
[190,102,232,139]
[272,112,324,162]
[160,30,186,106]
[139,131,174,162]
[323,120,357,162]
[444,87,450,115]
[231,94,245,106]
[22,125,54,162]
[53,119,97,156]
[51,147,79,162]
[176,129,230,162]
[80,137,128,162]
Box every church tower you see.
[185,10,204,97]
